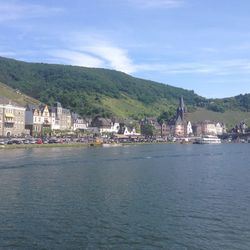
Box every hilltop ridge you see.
[0,56,250,123]
[0,56,204,118]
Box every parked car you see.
[29,139,36,144]
[0,139,6,145]
[11,139,23,144]
[48,138,58,144]
[36,138,43,144]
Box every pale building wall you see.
[203,123,217,135]
[175,124,185,137]
[72,119,88,131]
[187,121,193,135]
[215,123,223,135]
[0,103,25,137]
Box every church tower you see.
[174,96,187,137]
[176,96,186,122]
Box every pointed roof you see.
[179,96,184,109]
[175,115,184,125]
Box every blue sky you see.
[1,0,250,98]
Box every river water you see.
[0,144,250,249]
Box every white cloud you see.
[47,35,250,77]
[50,33,137,74]
[0,2,63,22]
[127,0,183,8]
[48,50,104,68]
[83,45,135,74]
[8,28,250,78]
[49,45,136,74]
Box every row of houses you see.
[140,97,227,137]
[0,98,139,137]
[0,98,88,137]
[0,96,228,138]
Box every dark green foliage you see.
[205,94,250,113]
[0,57,205,118]
[0,56,249,118]
[235,94,250,111]
[141,124,156,136]
[157,109,175,124]
[207,102,225,113]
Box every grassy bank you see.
[0,143,92,150]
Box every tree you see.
[207,103,225,113]
[157,110,175,124]
[141,124,155,137]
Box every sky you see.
[1,0,250,98]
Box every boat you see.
[102,143,122,147]
[194,135,221,144]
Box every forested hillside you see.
[0,56,250,119]
[0,56,204,118]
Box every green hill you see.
[0,81,39,106]
[187,108,250,129]
[0,56,204,118]
[0,56,250,129]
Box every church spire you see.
[176,96,186,121]
[180,96,184,110]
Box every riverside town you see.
[0,95,249,146]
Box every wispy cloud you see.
[0,2,63,22]
[48,50,104,68]
[83,45,135,73]
[127,0,184,8]
[48,32,250,76]
[48,33,136,74]
[6,27,250,78]
[48,46,135,74]
[140,59,250,75]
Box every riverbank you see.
[0,143,92,150]
[0,139,246,150]
[0,141,173,150]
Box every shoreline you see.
[0,143,91,150]
[0,140,245,150]
[0,141,173,150]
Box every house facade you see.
[25,102,73,135]
[118,123,140,136]
[91,116,120,134]
[0,97,26,137]
[51,102,71,131]
[25,104,51,136]
[192,121,226,136]
[71,113,88,131]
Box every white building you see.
[25,104,51,136]
[51,102,71,131]
[71,113,88,131]
[91,117,120,135]
[186,121,193,136]
[215,122,226,135]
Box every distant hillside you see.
[205,95,250,113]
[0,81,39,106]
[187,108,250,129]
[0,56,250,126]
[0,56,204,118]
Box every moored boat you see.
[194,135,221,144]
